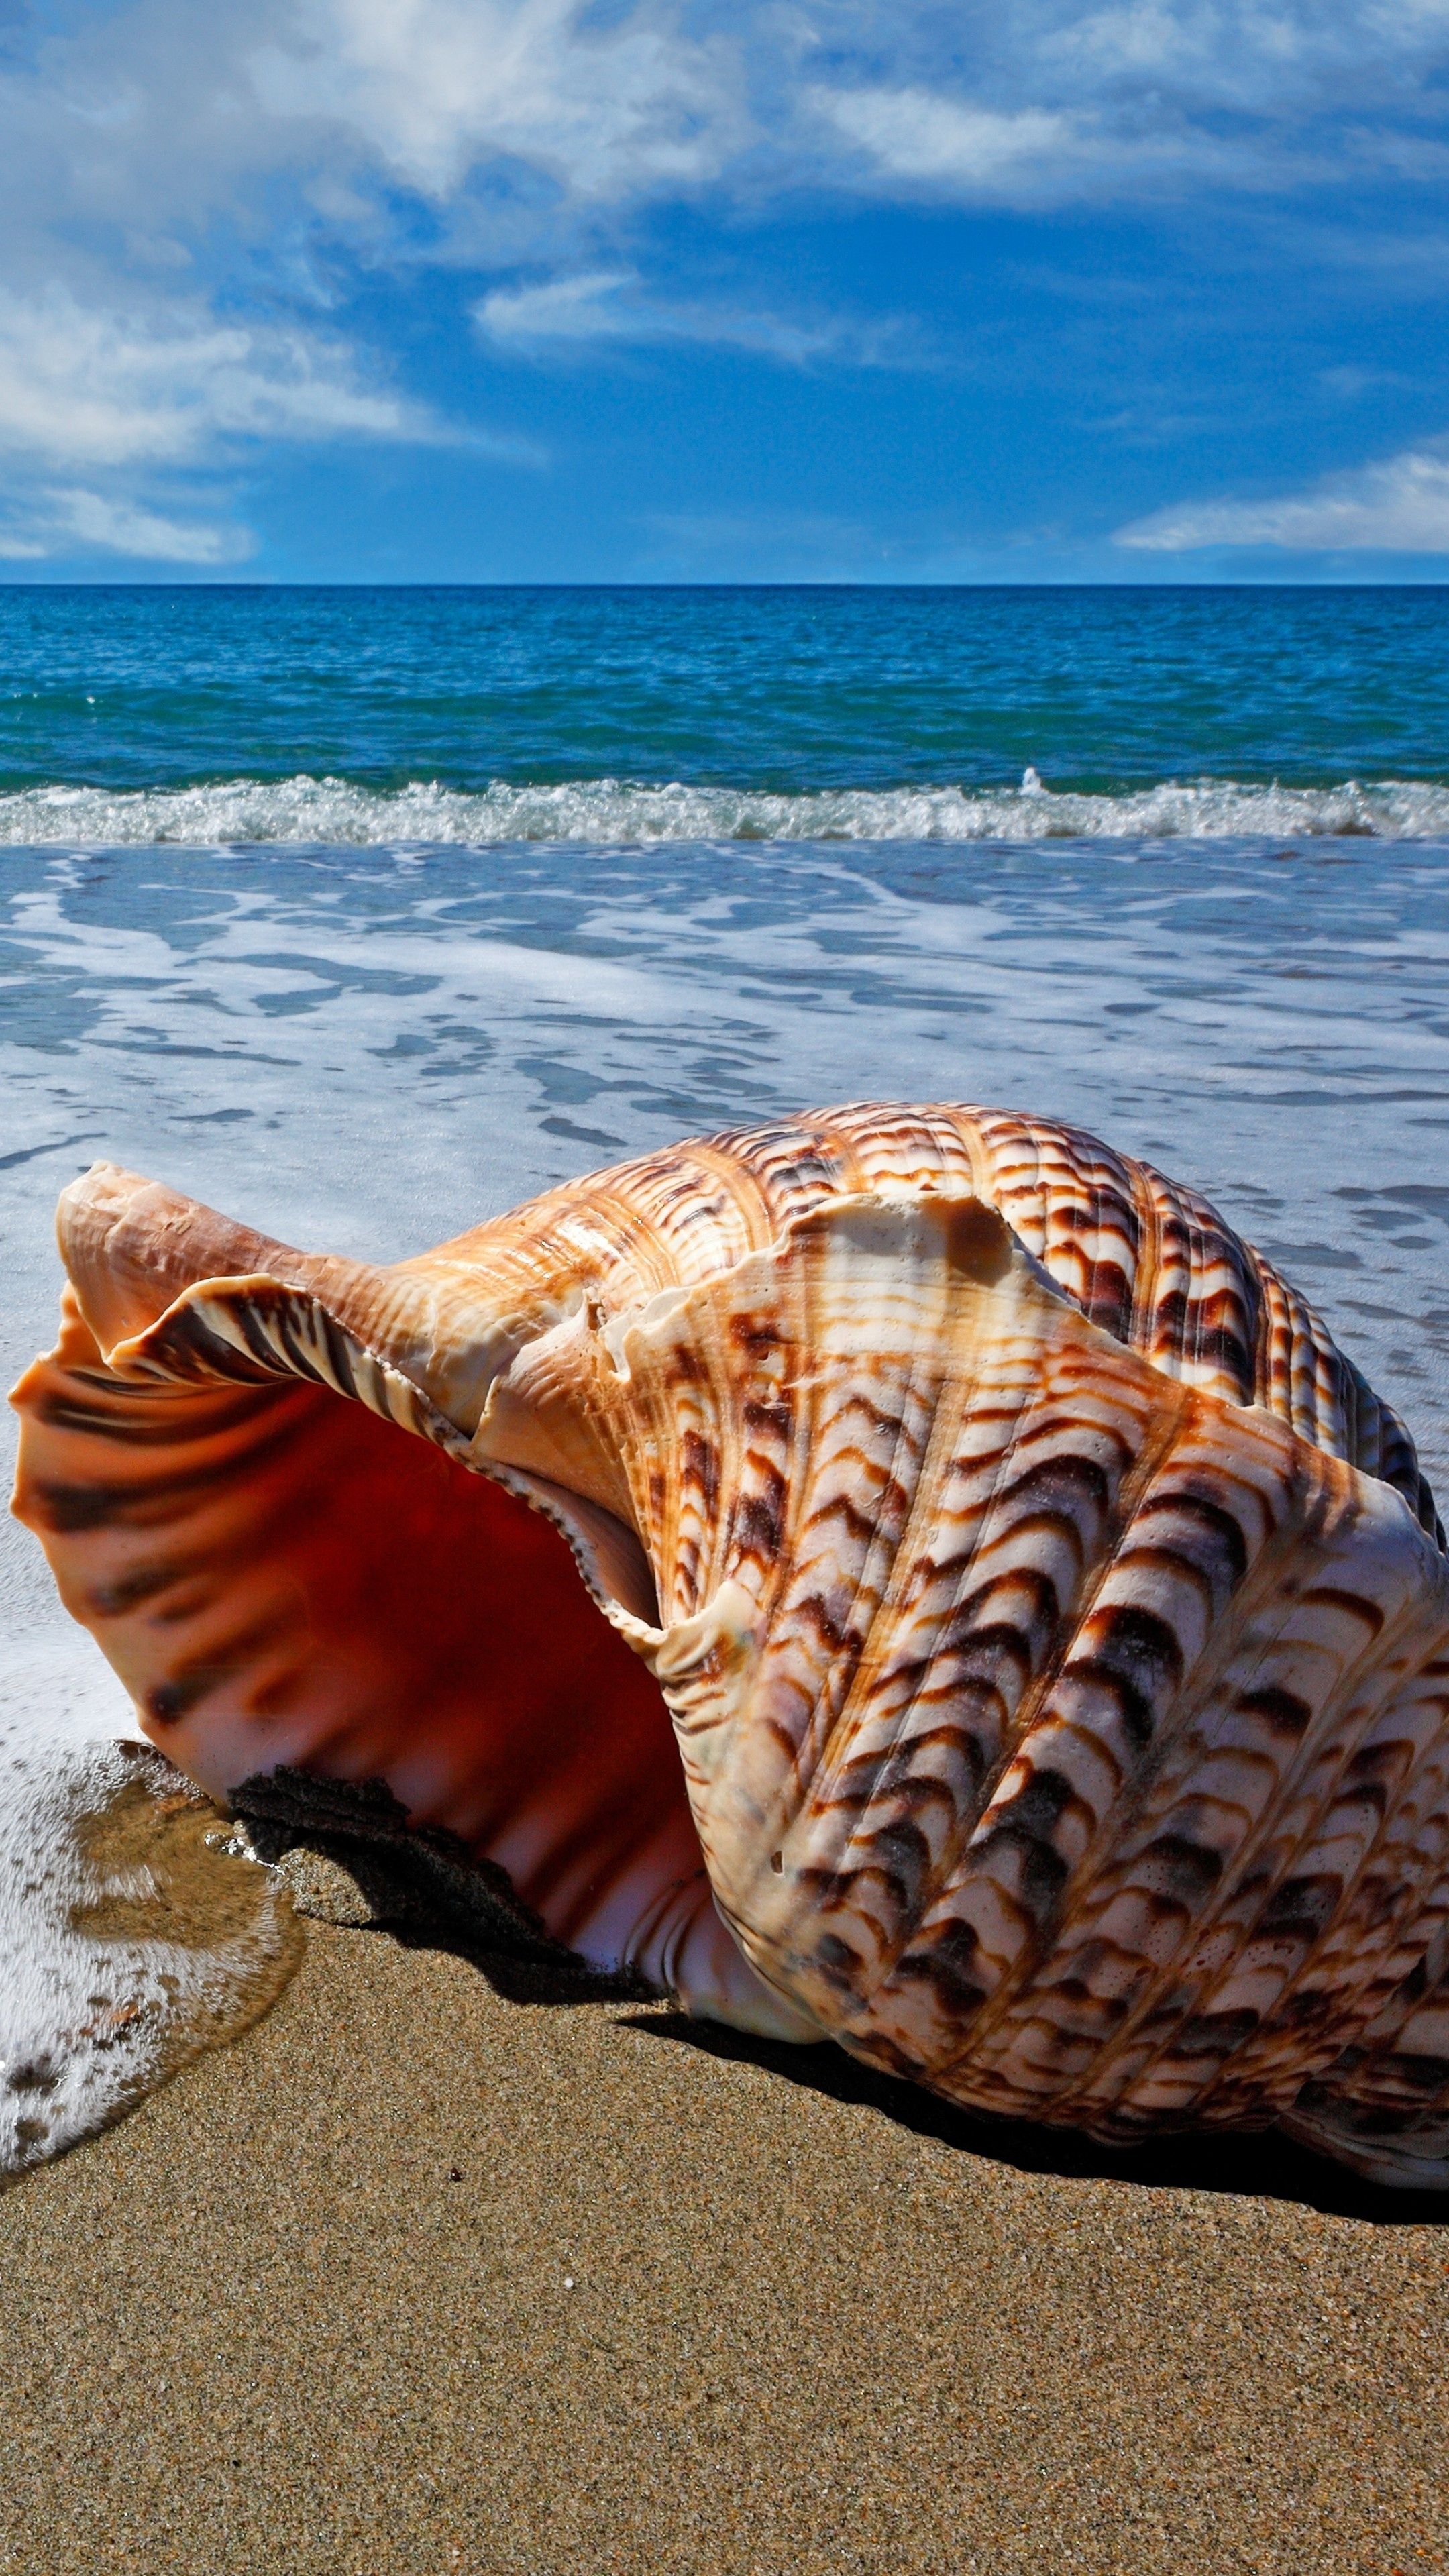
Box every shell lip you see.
[37,1260,668,1642]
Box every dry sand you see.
[1,1915,1446,2576]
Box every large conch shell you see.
[13,1103,1449,2187]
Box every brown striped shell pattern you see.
[12,1102,1449,2188]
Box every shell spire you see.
[13,1105,1449,2183]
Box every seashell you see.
[11,1101,1449,2188]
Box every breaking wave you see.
[3,770,1449,846]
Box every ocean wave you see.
[3,770,1449,846]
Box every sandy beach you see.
[1,1906,1446,2576]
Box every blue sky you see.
[2,0,1448,580]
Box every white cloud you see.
[28,489,256,563]
[477,270,641,341]
[0,276,491,567]
[798,4,1449,205]
[252,0,744,200]
[812,88,1079,195]
[0,284,421,467]
[5,0,1446,260]
[1116,444,1449,551]
[474,268,899,364]
[1317,362,1413,396]
[1040,0,1449,113]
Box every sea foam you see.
[0,1629,300,2180]
[3,771,1449,845]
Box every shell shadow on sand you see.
[254,1795,1449,2230]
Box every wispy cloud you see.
[6,1,1448,251]
[0,488,257,564]
[638,504,883,578]
[476,270,646,343]
[810,89,1083,199]
[252,0,745,201]
[3,7,1448,305]
[474,268,907,364]
[1115,444,1449,551]
[0,285,421,468]
[1038,0,1449,121]
[1317,363,1416,396]
[800,2,1449,206]
[0,277,521,568]
[3,0,1449,564]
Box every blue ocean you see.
[4,582,1448,834]
[3,579,1449,2167]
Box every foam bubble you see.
[2,772,1449,845]
[0,1628,301,2180]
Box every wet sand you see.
[1,1919,1447,2576]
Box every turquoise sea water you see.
[3,580,1449,2165]
[1,583,1447,838]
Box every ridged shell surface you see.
[13,1102,1449,2186]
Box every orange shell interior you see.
[12,1289,708,1969]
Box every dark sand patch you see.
[1,1921,1446,2575]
